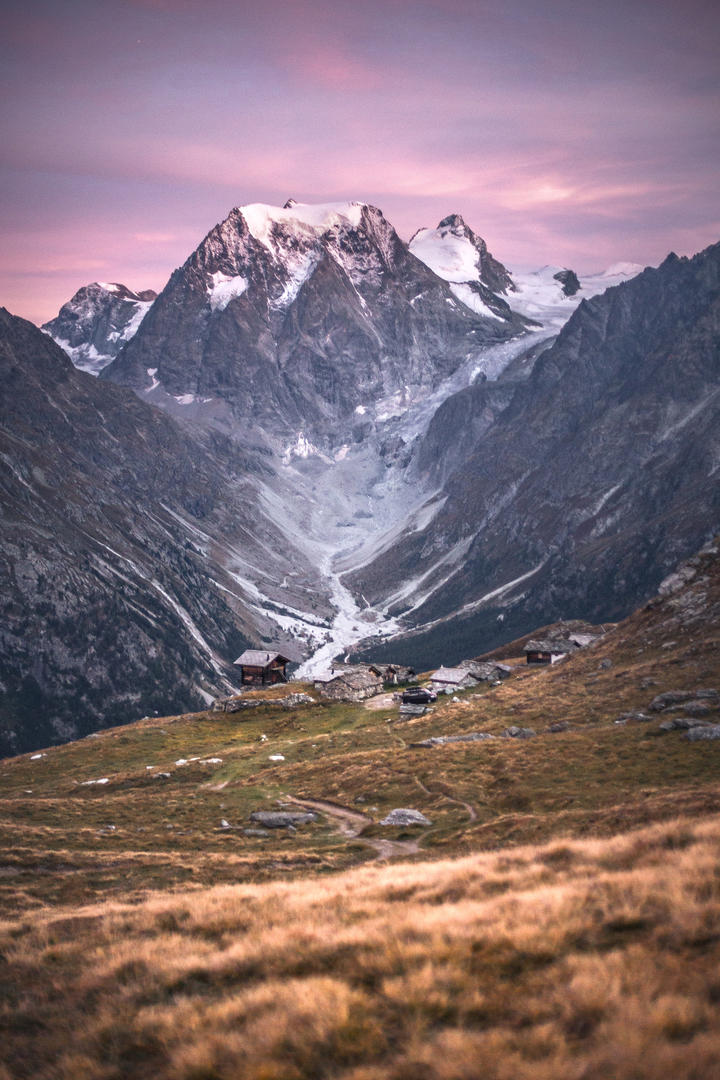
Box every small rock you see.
[268,754,285,762]
[242,828,270,837]
[152,772,171,780]
[598,658,613,670]
[380,808,432,827]
[219,819,231,829]
[548,721,570,733]
[504,726,536,739]
[615,712,653,724]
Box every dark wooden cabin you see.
[523,639,571,665]
[234,650,289,687]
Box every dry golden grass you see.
[2,814,720,1079]
[1,542,719,1076]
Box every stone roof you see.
[568,633,599,648]
[524,640,574,655]
[316,665,383,688]
[234,650,289,667]
[330,668,383,690]
[431,666,477,685]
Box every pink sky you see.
[2,0,718,324]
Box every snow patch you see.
[282,432,325,465]
[240,201,365,249]
[208,271,249,312]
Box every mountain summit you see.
[102,200,528,443]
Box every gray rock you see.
[411,731,495,747]
[684,725,720,742]
[399,704,427,717]
[249,810,317,828]
[152,771,172,780]
[599,658,613,670]
[380,808,432,826]
[504,726,536,739]
[615,712,653,724]
[242,828,270,837]
[649,691,696,712]
[681,700,716,716]
[548,721,570,732]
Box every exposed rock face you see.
[350,243,720,668]
[0,309,330,756]
[553,269,581,296]
[42,282,156,374]
[102,202,528,443]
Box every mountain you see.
[101,201,530,445]
[42,282,157,374]
[0,308,333,756]
[348,242,720,667]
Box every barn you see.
[234,650,290,687]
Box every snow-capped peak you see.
[409,222,483,284]
[238,200,366,250]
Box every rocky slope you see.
[42,282,156,374]
[101,201,530,446]
[349,243,720,667]
[0,309,332,756]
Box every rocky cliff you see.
[350,243,720,667]
[0,309,331,755]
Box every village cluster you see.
[230,628,605,705]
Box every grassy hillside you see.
[1,540,719,1078]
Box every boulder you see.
[684,725,720,742]
[380,808,432,826]
[649,691,697,712]
[504,726,536,739]
[411,731,495,748]
[249,810,317,829]
[681,700,718,716]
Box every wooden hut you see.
[523,640,572,665]
[234,650,289,687]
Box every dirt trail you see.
[283,796,421,861]
[363,692,398,712]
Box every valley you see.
[1,540,719,1079]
